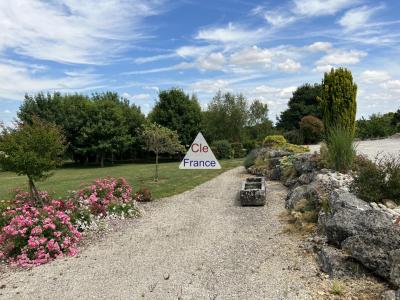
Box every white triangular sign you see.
[179,132,221,169]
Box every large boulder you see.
[389,250,400,287]
[320,190,400,285]
[285,182,320,209]
[316,246,368,278]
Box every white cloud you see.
[176,45,217,58]
[230,46,274,66]
[196,53,225,71]
[134,53,177,64]
[196,23,263,44]
[293,0,358,16]
[0,62,100,100]
[307,42,333,52]
[252,7,296,28]
[0,0,163,64]
[381,80,400,91]
[316,49,367,66]
[277,59,301,72]
[124,62,194,75]
[313,64,333,73]
[339,6,379,31]
[360,70,391,83]
[122,92,151,101]
[189,79,230,93]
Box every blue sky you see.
[0,0,399,124]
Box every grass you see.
[330,280,345,295]
[325,127,356,173]
[0,159,243,201]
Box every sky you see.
[0,0,399,125]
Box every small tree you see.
[0,118,66,202]
[318,68,357,134]
[140,123,184,181]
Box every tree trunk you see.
[100,153,105,168]
[155,152,159,182]
[28,177,41,204]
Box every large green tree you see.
[276,84,322,131]
[78,92,134,167]
[148,88,202,146]
[0,118,66,201]
[203,92,248,143]
[319,68,357,134]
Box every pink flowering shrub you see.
[70,177,133,216]
[0,194,81,267]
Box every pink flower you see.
[31,226,42,235]
[28,236,40,249]
[47,239,60,252]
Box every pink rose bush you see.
[0,193,81,267]
[0,177,141,267]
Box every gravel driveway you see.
[308,137,400,159]
[0,167,320,300]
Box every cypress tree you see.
[318,68,357,134]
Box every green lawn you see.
[0,159,243,201]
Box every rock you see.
[298,172,315,185]
[313,171,353,193]
[316,246,367,278]
[270,166,281,181]
[292,154,318,174]
[384,199,398,209]
[381,290,396,300]
[268,149,292,158]
[327,190,371,214]
[389,250,400,288]
[285,183,320,209]
[284,177,298,189]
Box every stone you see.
[389,250,400,288]
[327,190,371,214]
[240,177,266,206]
[270,166,281,181]
[297,172,315,185]
[316,246,367,278]
[285,183,320,209]
[292,154,318,174]
[268,149,292,158]
[384,199,398,209]
[381,290,396,300]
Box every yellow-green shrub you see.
[263,135,287,147]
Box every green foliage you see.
[0,118,66,197]
[279,155,296,181]
[202,92,248,143]
[18,92,145,165]
[319,68,357,134]
[211,140,233,159]
[148,88,202,146]
[231,142,246,158]
[284,143,309,154]
[351,155,400,204]
[243,149,258,168]
[277,84,322,131]
[356,113,397,140]
[325,127,356,173]
[299,115,324,144]
[140,123,185,181]
[248,100,269,126]
[264,135,287,147]
[284,130,304,145]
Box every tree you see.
[203,92,248,143]
[78,92,133,167]
[0,118,66,202]
[319,68,357,134]
[276,84,322,131]
[356,113,396,139]
[299,115,324,144]
[248,100,269,126]
[149,88,202,146]
[140,123,185,181]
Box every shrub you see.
[243,149,258,168]
[319,68,357,135]
[211,140,233,159]
[69,177,134,217]
[135,188,153,202]
[231,142,246,158]
[351,155,400,204]
[356,113,396,140]
[284,130,304,145]
[325,127,356,173]
[242,140,257,153]
[263,135,287,147]
[299,115,324,144]
[284,143,309,154]
[0,192,81,267]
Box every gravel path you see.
[308,137,400,160]
[0,167,320,300]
